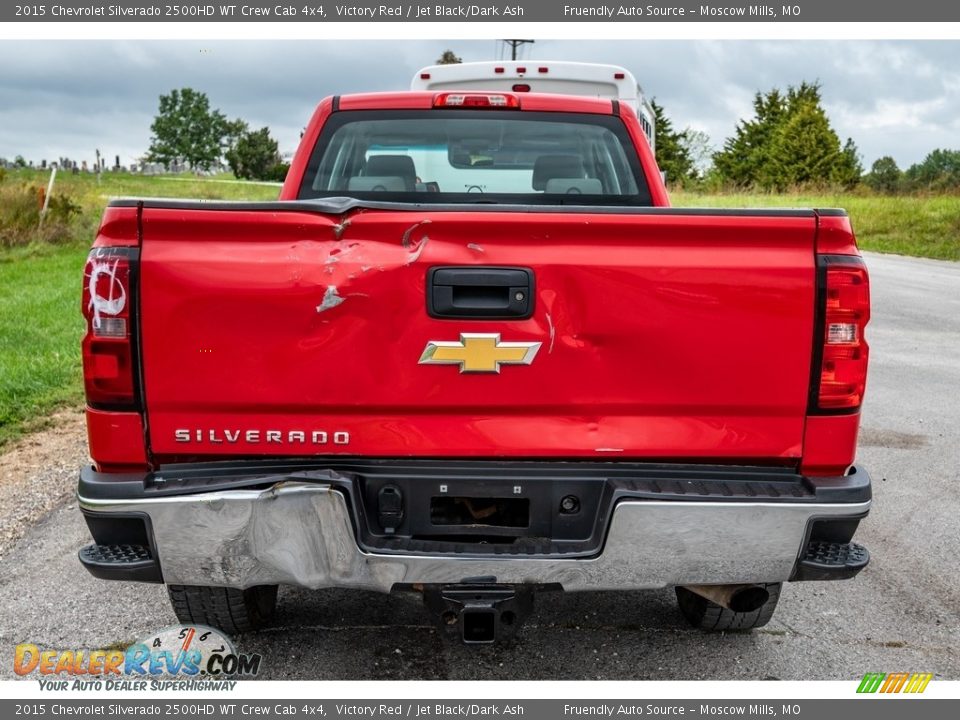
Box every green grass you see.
[671,191,960,261]
[0,172,280,449]
[5,168,281,218]
[0,243,88,446]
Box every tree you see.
[834,137,864,188]
[713,81,861,190]
[436,50,462,65]
[681,129,714,176]
[650,100,696,185]
[904,149,960,191]
[146,88,228,171]
[264,162,290,183]
[221,118,249,160]
[713,88,788,187]
[14,155,27,168]
[759,103,846,190]
[225,126,282,181]
[865,156,902,193]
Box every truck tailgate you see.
[138,205,817,461]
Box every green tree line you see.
[145,82,960,193]
[864,150,960,194]
[653,80,960,194]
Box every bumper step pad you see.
[794,540,870,581]
[78,543,162,583]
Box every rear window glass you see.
[298,110,651,206]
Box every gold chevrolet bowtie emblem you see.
[419,333,542,373]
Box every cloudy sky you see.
[1,39,958,170]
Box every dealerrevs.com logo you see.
[15,625,261,690]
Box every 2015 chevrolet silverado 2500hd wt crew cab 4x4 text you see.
[77,91,871,644]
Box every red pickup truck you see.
[77,91,871,643]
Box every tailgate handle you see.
[428,267,534,319]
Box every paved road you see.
[1,251,958,681]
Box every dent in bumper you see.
[78,481,870,592]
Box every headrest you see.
[364,155,416,190]
[544,178,604,195]
[347,177,408,192]
[532,155,586,190]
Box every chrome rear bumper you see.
[78,481,870,591]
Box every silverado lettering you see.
[77,86,872,644]
[173,429,350,444]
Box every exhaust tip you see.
[728,585,770,613]
[682,583,771,613]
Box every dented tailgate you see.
[138,204,817,461]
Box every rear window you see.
[298,110,651,205]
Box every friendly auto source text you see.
[564,706,787,716]
[563,5,786,17]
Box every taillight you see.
[433,92,521,108]
[813,256,870,411]
[81,248,139,407]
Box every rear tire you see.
[167,584,278,635]
[675,583,781,631]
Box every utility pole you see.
[503,39,535,61]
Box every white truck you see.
[411,60,656,153]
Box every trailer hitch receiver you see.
[423,580,537,644]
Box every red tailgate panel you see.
[139,208,816,460]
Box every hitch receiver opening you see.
[422,581,540,644]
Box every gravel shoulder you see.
[0,408,87,561]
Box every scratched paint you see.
[401,219,431,248]
[316,285,345,313]
[86,259,126,328]
[406,235,429,263]
[545,312,556,354]
[332,219,351,240]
